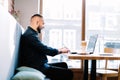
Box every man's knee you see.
[60,62,68,68]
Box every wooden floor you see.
[70,68,118,80]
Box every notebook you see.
[77,34,98,55]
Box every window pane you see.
[43,0,82,50]
[42,0,82,68]
[86,0,120,69]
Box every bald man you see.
[18,14,73,80]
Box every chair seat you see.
[96,69,118,77]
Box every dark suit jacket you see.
[19,26,59,70]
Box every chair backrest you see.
[0,5,22,80]
[104,47,114,69]
[104,47,114,53]
[104,47,120,69]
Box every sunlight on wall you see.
[0,0,8,11]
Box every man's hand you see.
[58,47,70,54]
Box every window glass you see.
[43,0,82,50]
[86,0,120,69]
[42,0,82,68]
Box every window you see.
[41,0,120,69]
[42,0,82,68]
[86,0,120,69]
[42,0,82,50]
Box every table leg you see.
[83,60,88,80]
[90,60,96,80]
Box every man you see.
[19,14,73,80]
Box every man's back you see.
[19,27,58,70]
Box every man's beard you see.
[37,27,41,33]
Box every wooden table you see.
[67,54,120,80]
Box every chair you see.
[96,47,118,80]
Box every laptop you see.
[85,34,98,54]
[71,34,98,55]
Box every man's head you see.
[30,14,44,33]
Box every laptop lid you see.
[86,34,98,54]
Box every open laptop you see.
[72,34,98,55]
[85,34,98,54]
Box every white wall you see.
[0,5,22,80]
[14,0,39,29]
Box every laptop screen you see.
[86,34,98,54]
